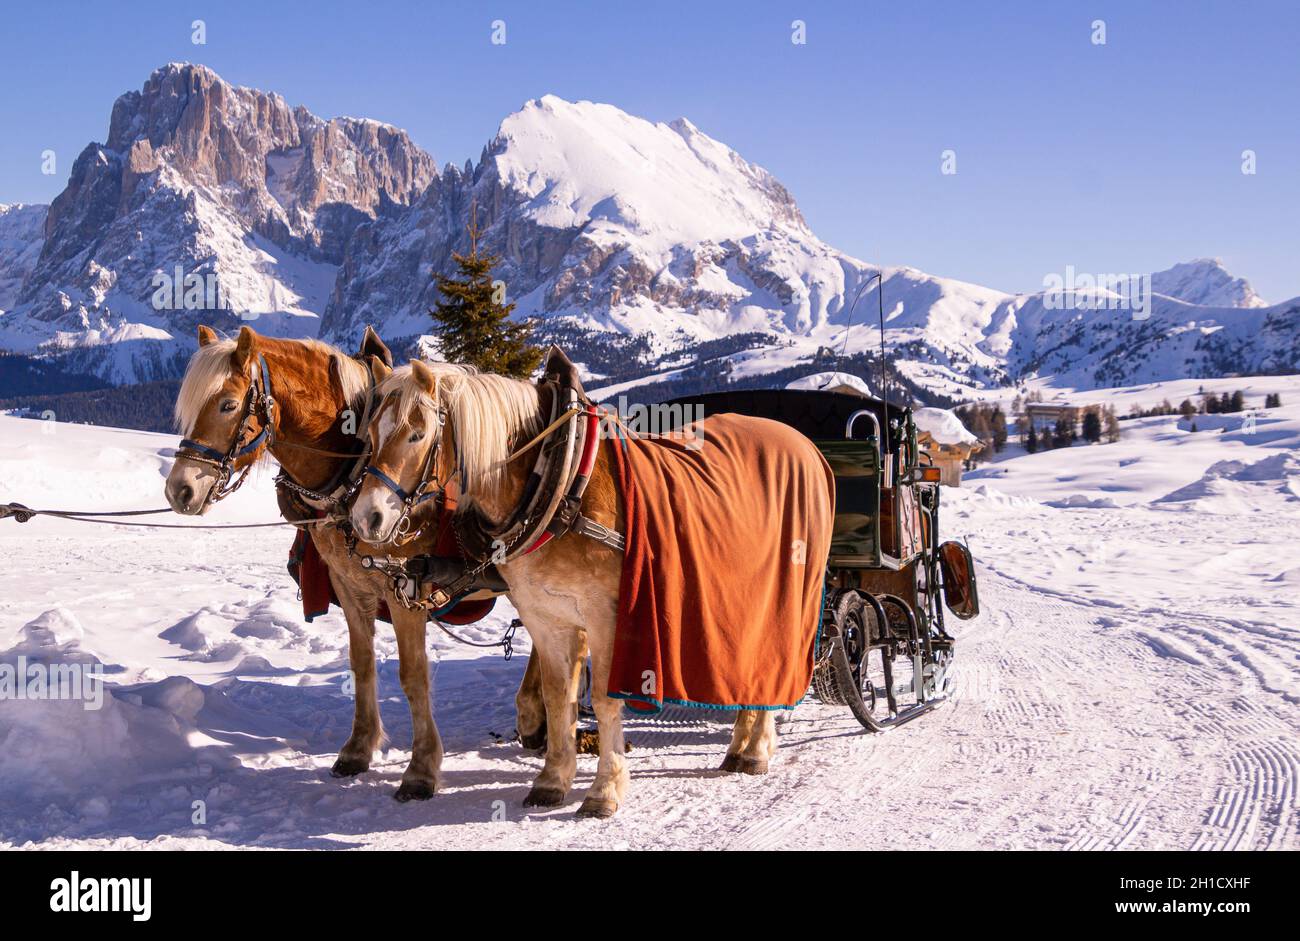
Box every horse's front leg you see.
[522,624,584,808]
[330,584,384,777]
[577,616,629,818]
[391,605,443,801]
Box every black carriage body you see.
[663,387,973,731]
[662,388,928,570]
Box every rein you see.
[0,502,325,529]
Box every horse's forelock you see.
[174,339,239,435]
[175,337,371,436]
[374,362,540,496]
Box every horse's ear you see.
[359,325,392,367]
[369,356,392,385]
[197,324,218,347]
[411,359,436,393]
[232,325,256,370]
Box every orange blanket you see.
[608,413,835,712]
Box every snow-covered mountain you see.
[0,203,46,311]
[0,64,434,382]
[323,94,879,347]
[0,63,1295,395]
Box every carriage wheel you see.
[813,590,885,731]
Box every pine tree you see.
[430,208,543,378]
[1026,424,1039,454]
[1053,415,1074,448]
[1082,409,1102,443]
[1178,399,1196,420]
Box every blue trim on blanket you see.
[609,691,798,713]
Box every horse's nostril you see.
[369,511,384,534]
[178,485,194,508]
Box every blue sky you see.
[2,0,1296,300]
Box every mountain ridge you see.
[0,63,1295,398]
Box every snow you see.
[913,407,978,446]
[2,378,1299,850]
[785,371,872,396]
[494,96,808,255]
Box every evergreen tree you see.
[430,209,543,378]
[1178,399,1196,420]
[1026,424,1039,454]
[1229,390,1245,413]
[1082,409,1102,443]
[1053,415,1073,448]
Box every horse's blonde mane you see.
[174,337,370,435]
[377,362,542,496]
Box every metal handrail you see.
[846,409,893,489]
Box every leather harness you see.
[359,349,625,614]
[177,354,278,511]
[177,343,620,619]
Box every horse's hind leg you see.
[515,647,548,749]
[331,587,384,778]
[720,710,773,775]
[392,606,443,801]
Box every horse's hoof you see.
[330,756,370,778]
[518,727,547,750]
[394,780,436,802]
[719,755,768,775]
[522,786,567,808]
[576,797,618,819]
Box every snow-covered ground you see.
[1,377,1297,849]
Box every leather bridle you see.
[177,355,277,511]
[359,394,453,545]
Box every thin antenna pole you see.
[826,271,880,390]
[875,273,888,414]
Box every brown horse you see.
[165,325,450,800]
[350,360,794,818]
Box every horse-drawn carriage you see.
[665,387,980,731]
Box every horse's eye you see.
[220,400,238,413]
[408,430,425,443]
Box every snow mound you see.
[1048,494,1120,509]
[1155,453,1300,512]
[913,407,979,446]
[785,372,873,396]
[0,610,235,801]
